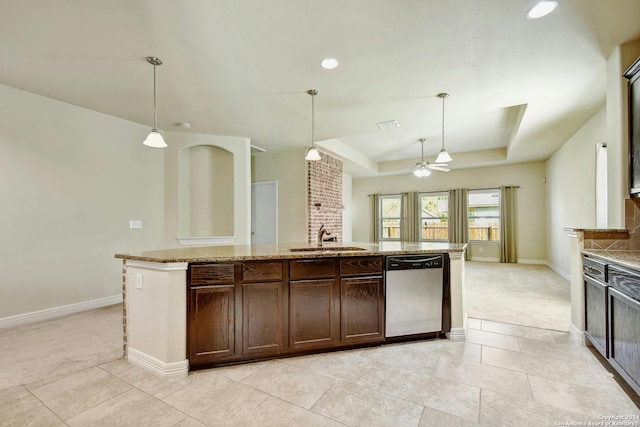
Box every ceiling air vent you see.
[376,120,400,130]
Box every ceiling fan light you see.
[435,149,453,164]
[413,165,431,178]
[305,146,321,161]
[143,129,168,148]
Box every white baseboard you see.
[447,327,466,342]
[569,323,585,341]
[127,347,189,378]
[545,261,570,281]
[0,294,122,329]
[468,257,499,262]
[517,258,547,265]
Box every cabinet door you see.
[609,287,640,395]
[188,285,235,363]
[242,281,284,355]
[340,277,384,344]
[584,276,608,358]
[289,279,339,350]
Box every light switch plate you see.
[135,273,143,290]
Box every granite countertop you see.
[115,241,467,263]
[583,250,640,271]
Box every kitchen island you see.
[115,242,466,378]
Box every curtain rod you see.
[367,185,520,196]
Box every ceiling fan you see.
[413,138,450,177]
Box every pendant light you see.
[435,93,452,164]
[142,56,167,148]
[413,138,432,177]
[304,89,321,161]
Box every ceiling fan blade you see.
[428,165,450,172]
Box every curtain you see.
[370,193,380,243]
[500,186,517,263]
[448,188,469,258]
[400,192,420,242]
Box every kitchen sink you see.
[289,246,367,252]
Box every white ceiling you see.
[1,0,639,176]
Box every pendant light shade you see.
[435,93,451,164]
[142,129,167,148]
[304,89,321,161]
[143,56,167,148]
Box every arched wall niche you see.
[169,133,251,247]
[186,145,234,237]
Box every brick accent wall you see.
[308,152,343,244]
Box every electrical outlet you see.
[478,247,484,253]
[129,220,143,229]
[136,273,143,290]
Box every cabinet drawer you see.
[243,261,283,282]
[609,266,640,302]
[340,257,383,276]
[290,259,337,279]
[190,263,235,286]
[583,256,607,282]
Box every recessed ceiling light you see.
[320,58,339,70]
[526,0,558,19]
[376,120,400,130]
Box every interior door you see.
[251,181,278,244]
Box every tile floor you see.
[2,316,639,427]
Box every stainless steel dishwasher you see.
[385,254,444,337]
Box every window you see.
[420,192,448,241]
[468,189,500,241]
[379,194,401,240]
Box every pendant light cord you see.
[441,95,445,151]
[153,64,158,129]
[311,91,315,148]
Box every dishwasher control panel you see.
[386,254,443,270]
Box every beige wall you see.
[352,162,547,262]
[252,148,308,243]
[0,84,165,318]
[546,107,605,276]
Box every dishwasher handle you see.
[386,254,443,270]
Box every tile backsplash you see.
[584,198,640,250]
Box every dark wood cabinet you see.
[187,255,389,368]
[188,284,237,363]
[241,261,285,356]
[583,256,608,358]
[339,256,384,344]
[289,258,339,351]
[187,263,239,365]
[625,56,640,197]
[340,276,384,344]
[242,281,284,355]
[609,286,640,395]
[584,275,608,357]
[289,278,339,350]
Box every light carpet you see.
[465,261,571,332]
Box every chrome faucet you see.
[317,224,331,247]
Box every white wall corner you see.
[545,261,571,281]
[569,323,586,342]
